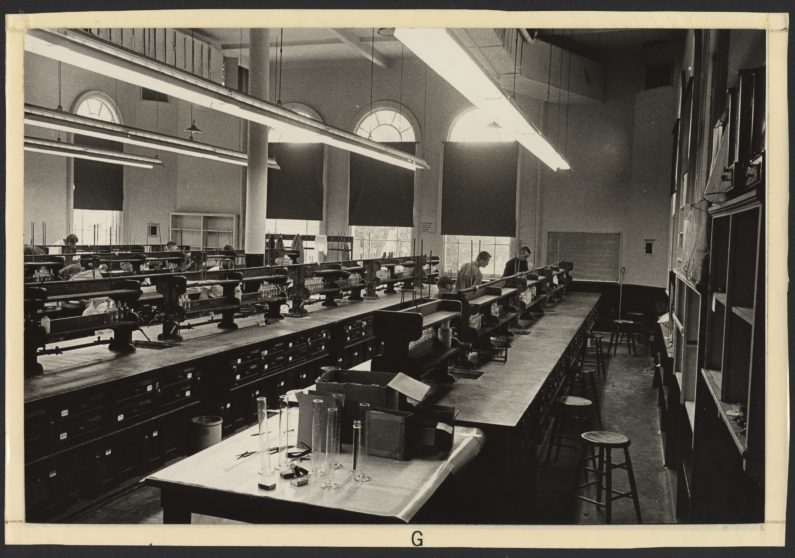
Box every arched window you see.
[351,106,418,259]
[448,107,511,142]
[444,107,515,278]
[355,107,416,142]
[71,92,124,246]
[269,102,324,143]
[74,91,123,124]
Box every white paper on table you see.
[387,372,432,405]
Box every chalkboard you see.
[546,232,621,282]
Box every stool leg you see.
[595,446,604,504]
[589,373,602,427]
[624,447,643,523]
[604,448,613,524]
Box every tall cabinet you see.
[691,190,764,522]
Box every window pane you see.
[355,108,416,142]
[73,209,123,245]
[449,108,512,142]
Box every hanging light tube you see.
[24,137,164,169]
[24,28,430,172]
[394,27,570,171]
[24,104,280,169]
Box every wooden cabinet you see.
[669,271,705,520]
[691,190,764,522]
[170,212,237,251]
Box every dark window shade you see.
[266,143,324,220]
[73,134,124,211]
[349,142,415,227]
[441,142,518,237]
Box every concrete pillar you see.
[244,28,270,255]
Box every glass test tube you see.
[353,402,371,483]
[256,397,273,477]
[311,399,326,476]
[278,394,290,470]
[322,407,341,490]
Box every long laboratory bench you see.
[23,294,410,522]
[444,292,600,522]
[352,291,600,523]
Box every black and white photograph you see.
[5,6,789,550]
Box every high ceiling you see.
[193,27,685,67]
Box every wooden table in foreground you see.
[145,418,484,524]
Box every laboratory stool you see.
[568,368,602,427]
[609,319,637,356]
[625,312,650,356]
[579,334,606,377]
[577,431,642,524]
[544,396,594,466]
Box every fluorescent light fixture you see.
[394,28,570,171]
[25,137,164,169]
[25,28,430,172]
[24,104,280,169]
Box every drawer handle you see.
[49,470,57,478]
[153,430,159,437]
[226,403,231,409]
[236,374,241,381]
[146,384,153,392]
[185,390,191,398]
[60,409,69,417]
[289,342,293,348]
[59,432,68,441]
[105,448,112,456]
[264,364,269,370]
[117,414,124,422]
[187,372,193,379]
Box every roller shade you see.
[441,142,518,237]
[266,143,324,220]
[73,134,124,211]
[349,142,415,227]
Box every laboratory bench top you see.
[24,294,410,403]
[352,292,600,431]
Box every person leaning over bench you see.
[503,246,531,277]
[455,251,491,290]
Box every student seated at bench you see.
[199,258,235,299]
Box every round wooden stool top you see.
[558,395,592,407]
[581,431,630,447]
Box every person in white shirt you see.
[455,251,491,290]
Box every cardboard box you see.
[406,405,456,458]
[316,369,400,443]
[316,369,400,408]
[366,404,456,460]
[368,408,413,460]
